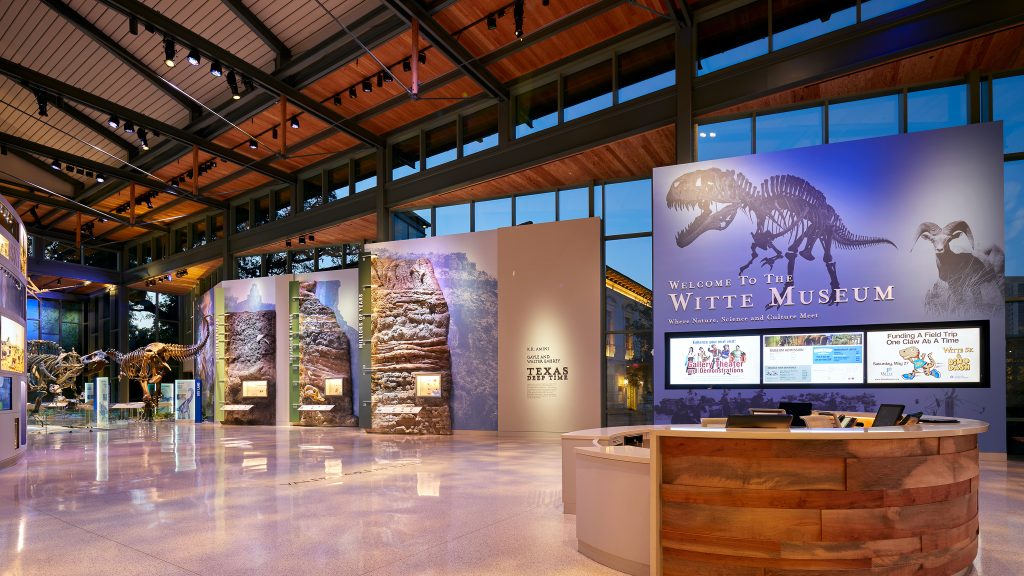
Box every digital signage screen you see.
[762,332,864,385]
[866,324,986,387]
[666,333,760,388]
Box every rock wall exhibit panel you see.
[497,219,603,433]
[366,232,499,433]
[291,270,359,426]
[220,277,276,425]
[652,123,1007,451]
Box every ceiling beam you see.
[94,195,192,239]
[37,0,202,120]
[0,178,167,233]
[380,0,509,101]
[0,56,295,185]
[52,99,138,160]
[8,149,84,193]
[94,0,385,149]
[0,131,226,210]
[219,0,291,64]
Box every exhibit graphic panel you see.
[291,269,359,427]
[652,123,1007,451]
[196,289,216,421]
[497,219,602,433]
[94,376,109,428]
[174,379,199,421]
[220,277,276,425]
[0,315,24,372]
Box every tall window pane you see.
[435,203,470,236]
[275,188,292,219]
[173,228,187,253]
[235,203,249,232]
[392,134,420,180]
[414,209,431,237]
[212,214,224,240]
[756,107,822,152]
[266,252,287,276]
[606,237,652,289]
[861,0,923,20]
[516,192,556,225]
[618,36,675,103]
[515,81,558,138]
[697,117,752,160]
[291,250,315,273]
[559,187,590,221]
[327,165,349,202]
[994,75,1024,154]
[191,220,207,248]
[564,60,612,122]
[828,95,899,143]
[474,198,511,231]
[1006,160,1024,276]
[317,246,345,270]
[907,84,967,133]
[425,122,457,169]
[254,196,271,226]
[697,0,768,76]
[354,154,377,193]
[603,180,652,235]
[236,255,261,279]
[463,105,498,156]
[302,174,323,210]
[772,1,856,50]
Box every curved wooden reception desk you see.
[651,420,987,576]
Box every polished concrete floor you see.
[0,424,1021,576]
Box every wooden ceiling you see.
[0,0,667,247]
[30,274,111,296]
[123,256,222,295]
[235,213,377,256]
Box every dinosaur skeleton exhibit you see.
[26,340,108,397]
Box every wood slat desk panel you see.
[653,422,986,576]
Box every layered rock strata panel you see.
[223,310,275,425]
[298,280,357,427]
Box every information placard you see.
[866,326,983,385]
[763,332,864,385]
[298,404,336,411]
[324,377,345,396]
[174,379,196,421]
[241,380,268,398]
[667,334,760,387]
[414,373,442,397]
[94,377,109,427]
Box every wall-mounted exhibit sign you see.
[298,405,335,411]
[242,380,268,397]
[0,376,11,411]
[414,373,442,398]
[324,377,345,397]
[866,325,984,385]
[94,377,109,428]
[652,123,1006,450]
[0,315,24,372]
[174,379,198,421]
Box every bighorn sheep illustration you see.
[912,220,1003,315]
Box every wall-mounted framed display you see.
[0,315,24,373]
[324,377,346,396]
[664,320,988,389]
[0,376,11,411]
[414,372,442,398]
[242,380,268,397]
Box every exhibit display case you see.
[0,197,27,468]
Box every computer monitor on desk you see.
[779,402,813,427]
[726,414,793,429]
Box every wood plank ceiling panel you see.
[301,31,452,115]
[212,100,332,155]
[67,0,277,120]
[434,0,593,58]
[247,0,378,55]
[124,257,222,295]
[485,3,660,82]
[0,79,127,166]
[0,0,187,127]
[204,172,274,199]
[235,212,377,256]
[358,75,482,133]
[394,124,675,211]
[704,24,1024,119]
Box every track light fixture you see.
[298,235,306,245]
[187,48,200,66]
[65,164,74,172]
[513,0,524,38]
[248,138,258,149]
[308,234,314,242]
[487,14,497,30]
[85,170,94,178]
[123,120,135,134]
[210,61,222,77]
[138,128,149,150]
[349,86,357,99]
[333,94,341,106]
[227,71,240,99]
[290,116,300,129]
[35,90,48,116]
[285,239,292,248]
[362,79,372,93]
[542,0,549,5]
[107,114,119,129]
[271,126,278,139]
[128,15,138,35]
[242,76,254,92]
[145,197,153,209]
[0,143,6,156]
[383,72,393,83]
[402,58,411,72]
[76,167,84,175]
[51,159,60,170]
[96,173,105,183]
[418,51,427,64]
[163,36,176,67]
[377,72,384,88]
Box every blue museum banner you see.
[652,123,1007,451]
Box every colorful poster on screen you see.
[866,327,982,385]
[668,335,759,386]
[763,332,863,385]
[652,123,1007,451]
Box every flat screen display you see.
[667,334,760,387]
[0,376,11,411]
[762,332,864,385]
[866,326,983,385]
